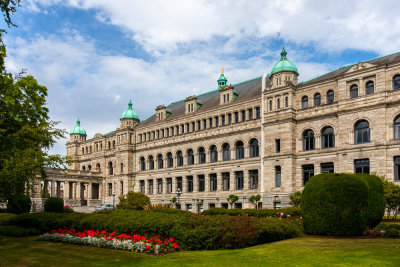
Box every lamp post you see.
[112,192,116,209]
[176,188,182,209]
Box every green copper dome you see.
[270,47,298,75]
[120,100,139,120]
[217,67,228,89]
[70,118,86,135]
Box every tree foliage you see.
[117,192,150,210]
[0,1,67,207]
[289,191,302,207]
[249,194,261,209]
[378,176,400,219]
[227,194,239,208]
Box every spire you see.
[76,118,80,126]
[280,47,287,59]
[128,100,133,109]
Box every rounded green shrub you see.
[117,192,150,210]
[356,173,385,228]
[44,197,64,213]
[6,194,31,214]
[301,173,369,236]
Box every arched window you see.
[88,165,91,171]
[108,141,111,149]
[277,98,280,109]
[157,154,163,169]
[354,120,370,144]
[321,126,335,149]
[314,93,321,107]
[82,148,84,154]
[366,81,374,95]
[187,149,194,165]
[108,162,113,175]
[176,151,183,167]
[302,130,315,151]
[249,138,259,157]
[167,152,173,168]
[394,115,400,140]
[140,157,145,171]
[96,163,101,173]
[198,147,206,164]
[326,90,334,104]
[222,143,231,161]
[301,96,308,109]
[112,140,116,149]
[350,84,358,98]
[82,166,86,171]
[148,155,154,170]
[235,141,244,159]
[269,100,272,111]
[393,75,400,89]
[210,145,218,163]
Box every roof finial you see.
[222,66,224,74]
[128,99,132,108]
[280,47,287,58]
[77,118,80,125]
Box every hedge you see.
[44,197,64,213]
[1,209,302,250]
[301,173,369,236]
[356,173,385,228]
[201,207,301,217]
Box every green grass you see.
[1,236,400,266]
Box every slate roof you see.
[136,76,263,128]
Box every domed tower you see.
[69,118,87,142]
[217,68,228,89]
[270,47,299,89]
[120,100,140,129]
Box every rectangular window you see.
[234,112,239,123]
[203,119,207,130]
[209,118,213,128]
[171,127,174,136]
[209,203,215,209]
[186,204,192,212]
[187,176,193,192]
[275,139,281,153]
[186,123,189,133]
[249,170,258,189]
[120,181,124,196]
[157,178,163,194]
[108,183,113,196]
[235,171,244,190]
[197,120,201,131]
[198,175,205,192]
[176,177,183,191]
[210,173,217,191]
[148,180,153,195]
[354,159,370,174]
[274,202,281,209]
[222,172,230,191]
[166,178,172,193]
[191,122,195,132]
[221,115,225,126]
[275,166,281,187]
[215,116,219,127]
[241,110,246,121]
[256,107,260,119]
[221,203,229,209]
[181,124,185,134]
[234,203,242,209]
[120,163,124,173]
[395,157,400,181]
[248,109,253,120]
[321,162,334,173]
[140,180,145,194]
[302,164,314,185]
[228,113,232,124]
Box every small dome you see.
[70,119,86,135]
[270,47,298,75]
[121,100,139,120]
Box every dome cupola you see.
[120,100,139,120]
[70,118,86,135]
[270,47,298,75]
[217,67,228,89]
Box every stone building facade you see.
[42,49,400,211]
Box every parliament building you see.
[56,48,400,212]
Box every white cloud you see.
[26,0,400,54]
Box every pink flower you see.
[280,212,284,217]
[287,215,291,218]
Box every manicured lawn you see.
[1,235,400,266]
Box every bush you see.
[356,173,385,228]
[301,173,369,236]
[0,213,17,225]
[4,209,302,250]
[0,225,40,236]
[44,197,64,213]
[289,191,302,207]
[201,207,301,218]
[6,194,31,214]
[117,192,150,210]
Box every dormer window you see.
[185,96,201,114]
[156,105,169,121]
[219,85,237,105]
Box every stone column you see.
[244,170,250,191]
[76,182,81,201]
[32,181,41,198]
[72,182,77,199]
[88,182,92,200]
[229,172,234,191]
[64,181,69,200]
[51,181,56,197]
[56,182,61,197]
[44,181,48,198]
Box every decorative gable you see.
[219,85,237,105]
[185,96,202,114]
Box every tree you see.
[249,194,261,209]
[380,177,400,219]
[289,191,302,207]
[227,194,239,209]
[117,192,150,210]
[0,1,67,210]
[170,197,177,208]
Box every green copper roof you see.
[270,47,298,75]
[120,100,139,120]
[70,118,86,135]
[217,68,228,89]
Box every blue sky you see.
[3,0,399,155]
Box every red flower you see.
[145,246,151,250]
[169,238,174,242]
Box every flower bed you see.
[38,228,178,254]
